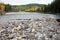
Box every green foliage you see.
[11,4,46,12]
[5,4,12,12]
[44,0,60,13]
[52,0,60,13]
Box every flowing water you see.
[0,12,60,22]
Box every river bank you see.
[0,18,60,40]
[0,12,60,40]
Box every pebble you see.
[0,17,60,40]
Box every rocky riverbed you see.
[0,17,60,40]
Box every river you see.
[0,12,60,22]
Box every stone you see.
[17,37,24,40]
[0,18,60,40]
[16,26,22,31]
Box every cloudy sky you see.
[1,0,53,5]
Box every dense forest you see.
[44,0,60,13]
[0,0,60,13]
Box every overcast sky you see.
[1,0,53,5]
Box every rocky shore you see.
[0,18,60,40]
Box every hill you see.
[11,3,46,12]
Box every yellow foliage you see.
[1,5,5,11]
[0,4,5,12]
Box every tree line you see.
[0,3,12,12]
[0,0,60,13]
[44,0,60,13]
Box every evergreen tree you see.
[5,4,12,12]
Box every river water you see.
[0,12,60,22]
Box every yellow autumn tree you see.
[1,4,5,11]
[0,4,5,15]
